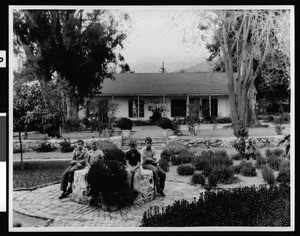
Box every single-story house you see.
[95,73,231,120]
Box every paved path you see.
[13,166,204,228]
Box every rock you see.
[133,168,155,205]
[70,168,92,205]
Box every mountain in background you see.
[129,57,215,73]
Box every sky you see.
[119,8,210,65]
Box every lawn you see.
[13,160,70,189]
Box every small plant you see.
[276,159,290,183]
[59,139,74,153]
[36,141,56,152]
[117,117,133,130]
[274,123,285,135]
[210,164,236,184]
[238,160,257,176]
[255,154,267,168]
[206,172,219,189]
[266,154,282,171]
[191,171,206,186]
[157,117,173,130]
[13,146,26,153]
[261,165,276,184]
[172,118,183,136]
[177,164,195,176]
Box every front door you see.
[171,99,186,118]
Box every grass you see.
[13,160,70,189]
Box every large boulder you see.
[70,168,91,205]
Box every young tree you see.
[13,9,129,125]
[172,9,290,129]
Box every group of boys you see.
[58,137,166,199]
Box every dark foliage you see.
[59,139,74,153]
[36,141,57,152]
[141,183,290,226]
[216,116,232,123]
[177,164,195,176]
[103,148,126,165]
[150,110,162,122]
[191,171,206,186]
[117,118,133,130]
[158,159,169,172]
[157,117,173,130]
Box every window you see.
[129,99,144,118]
[202,98,218,117]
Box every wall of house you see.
[217,96,230,117]
[110,95,230,120]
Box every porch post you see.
[209,95,211,117]
[186,95,190,116]
[137,96,140,117]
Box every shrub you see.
[191,154,211,172]
[261,165,276,184]
[271,148,285,157]
[216,116,232,123]
[210,164,236,185]
[171,155,183,165]
[133,120,156,126]
[177,164,195,176]
[13,146,26,153]
[206,172,219,189]
[157,117,173,130]
[103,148,126,165]
[59,139,74,153]
[238,160,257,176]
[36,141,56,152]
[160,149,171,162]
[255,154,267,168]
[141,183,290,226]
[191,171,206,186]
[266,154,282,171]
[117,118,133,130]
[171,119,183,135]
[178,149,194,163]
[165,141,186,155]
[266,115,274,122]
[274,123,285,135]
[276,159,290,183]
[213,150,233,166]
[98,140,118,151]
[87,159,134,207]
[149,110,162,122]
[158,159,169,172]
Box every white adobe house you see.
[94,72,231,120]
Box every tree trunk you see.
[65,92,79,122]
[18,131,24,170]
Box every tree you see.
[13,9,129,125]
[172,9,290,129]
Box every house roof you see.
[99,73,230,96]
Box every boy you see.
[59,139,88,199]
[125,140,141,189]
[140,137,166,196]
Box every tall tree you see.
[13,9,129,125]
[172,9,290,129]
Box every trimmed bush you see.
[158,159,169,172]
[261,165,276,184]
[165,141,187,156]
[210,164,236,185]
[191,171,206,186]
[157,117,173,130]
[171,155,183,165]
[238,160,257,176]
[177,164,195,176]
[36,141,56,152]
[59,139,74,153]
[141,183,290,226]
[117,117,133,130]
[276,159,290,183]
[160,149,171,162]
[206,172,219,189]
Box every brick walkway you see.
[13,166,204,228]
